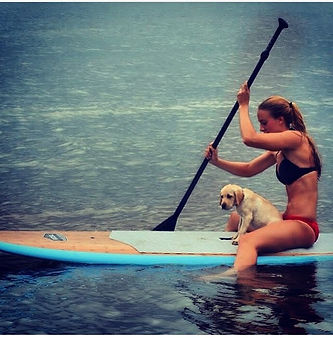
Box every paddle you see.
[153,18,288,231]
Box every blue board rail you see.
[1,240,333,266]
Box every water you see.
[0,2,332,334]
[1,256,333,335]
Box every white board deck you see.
[111,231,235,254]
[111,231,333,255]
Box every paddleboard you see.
[0,231,332,266]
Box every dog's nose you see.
[221,202,227,210]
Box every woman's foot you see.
[198,267,237,282]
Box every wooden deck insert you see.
[0,231,139,254]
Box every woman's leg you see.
[225,212,260,232]
[234,219,316,271]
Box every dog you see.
[220,184,282,245]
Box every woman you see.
[205,82,321,273]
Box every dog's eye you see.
[227,194,233,199]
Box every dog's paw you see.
[232,233,239,245]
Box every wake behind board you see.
[0,231,332,266]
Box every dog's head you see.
[219,184,244,210]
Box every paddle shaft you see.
[153,18,288,231]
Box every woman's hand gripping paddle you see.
[153,18,288,231]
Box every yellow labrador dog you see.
[220,184,282,245]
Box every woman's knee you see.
[237,232,259,250]
[225,211,240,231]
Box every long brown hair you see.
[259,96,322,179]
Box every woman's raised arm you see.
[205,145,276,177]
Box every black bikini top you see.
[276,153,317,185]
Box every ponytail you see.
[259,96,322,179]
[288,101,306,132]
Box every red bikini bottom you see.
[283,214,319,242]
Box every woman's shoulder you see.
[278,130,304,150]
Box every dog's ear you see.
[219,187,226,206]
[234,189,244,206]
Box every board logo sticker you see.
[43,233,67,241]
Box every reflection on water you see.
[0,253,332,334]
[183,264,326,334]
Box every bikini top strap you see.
[275,150,283,161]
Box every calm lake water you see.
[0,2,332,334]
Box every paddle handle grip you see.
[248,18,288,88]
[174,18,288,219]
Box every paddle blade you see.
[153,214,177,231]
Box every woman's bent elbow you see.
[242,137,257,148]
